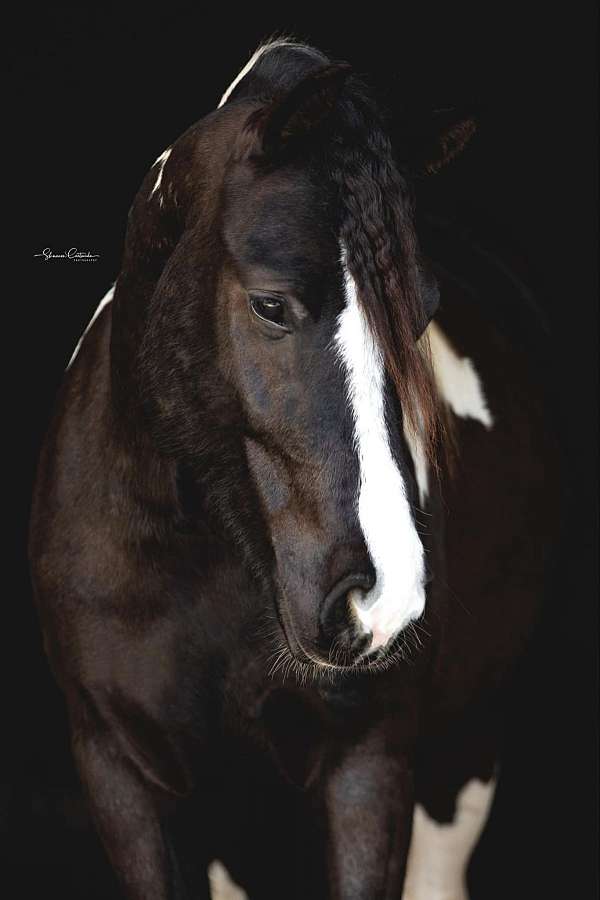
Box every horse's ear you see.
[398,108,477,176]
[240,63,352,162]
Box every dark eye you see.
[249,293,288,330]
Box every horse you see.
[29,39,559,900]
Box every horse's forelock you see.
[221,48,442,461]
[329,87,442,464]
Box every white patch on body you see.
[149,147,172,201]
[402,777,496,900]
[217,38,313,107]
[405,320,494,504]
[66,285,115,370]
[208,860,248,900]
[335,261,426,653]
[428,321,493,428]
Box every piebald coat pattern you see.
[30,36,558,900]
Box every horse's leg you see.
[71,728,210,900]
[402,776,496,900]
[207,860,248,900]
[321,731,414,900]
[402,709,499,900]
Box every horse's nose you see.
[319,572,375,662]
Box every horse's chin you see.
[277,623,343,673]
[271,589,410,677]
[276,623,400,677]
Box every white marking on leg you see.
[208,860,248,900]
[149,147,172,200]
[66,285,115,370]
[403,777,496,900]
[403,321,494,505]
[335,258,426,653]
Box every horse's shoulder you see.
[29,289,127,595]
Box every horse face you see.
[219,160,426,668]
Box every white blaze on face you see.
[335,262,426,653]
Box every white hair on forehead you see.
[335,249,426,653]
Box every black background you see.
[4,3,598,898]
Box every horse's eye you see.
[249,293,287,329]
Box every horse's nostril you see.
[348,586,367,608]
[319,572,375,642]
[349,628,373,657]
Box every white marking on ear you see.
[403,321,494,505]
[208,859,247,900]
[66,285,115,370]
[335,257,426,653]
[403,777,496,900]
[149,147,172,200]
[217,38,315,107]
[218,43,273,108]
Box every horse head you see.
[108,42,474,673]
